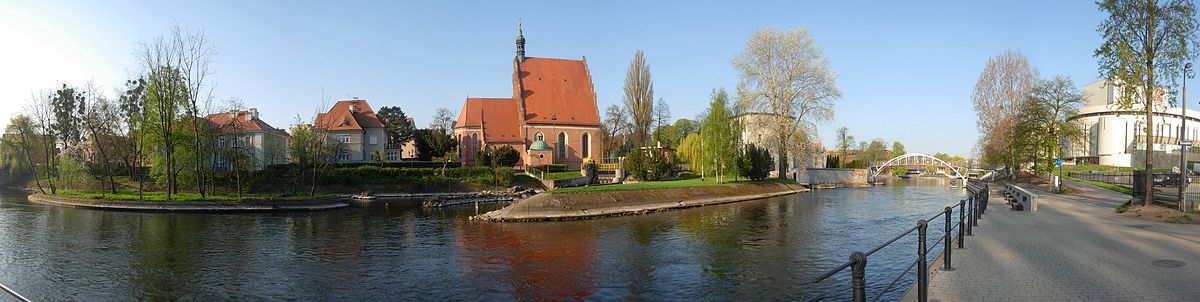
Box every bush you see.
[624,150,672,181]
[475,145,520,167]
[326,166,512,187]
[738,143,774,181]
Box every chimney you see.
[228,110,237,120]
[249,108,259,120]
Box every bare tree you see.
[27,92,58,194]
[623,50,655,147]
[429,107,456,135]
[602,104,631,156]
[653,98,671,130]
[734,27,841,179]
[1096,0,1199,208]
[81,82,120,193]
[971,50,1039,173]
[117,78,148,199]
[137,26,216,201]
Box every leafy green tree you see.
[2,115,46,192]
[414,128,457,161]
[891,141,906,157]
[865,139,887,166]
[1013,76,1085,176]
[378,106,416,147]
[836,127,854,168]
[700,89,740,183]
[1096,0,1199,207]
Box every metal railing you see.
[1066,172,1133,186]
[1,281,30,302]
[807,181,990,302]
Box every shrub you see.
[326,166,512,187]
[625,150,672,181]
[738,143,774,181]
[474,145,520,167]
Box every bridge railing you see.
[806,180,989,302]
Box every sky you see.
[0,0,1113,157]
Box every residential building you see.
[207,108,291,171]
[453,26,601,169]
[314,98,395,163]
[1064,79,1200,169]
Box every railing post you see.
[917,220,929,302]
[972,195,981,226]
[966,196,975,234]
[942,206,954,271]
[850,251,867,302]
[957,199,966,248]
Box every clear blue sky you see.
[1,0,1113,157]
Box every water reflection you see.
[0,182,964,301]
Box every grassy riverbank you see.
[552,176,753,193]
[55,189,337,202]
[1064,176,1133,196]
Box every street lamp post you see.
[1181,62,1194,212]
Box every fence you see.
[807,179,990,302]
[1066,172,1133,186]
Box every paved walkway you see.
[906,180,1200,301]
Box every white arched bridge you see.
[868,153,966,183]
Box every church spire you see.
[516,22,526,63]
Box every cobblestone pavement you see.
[904,180,1200,302]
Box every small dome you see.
[529,140,550,151]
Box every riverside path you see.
[905,179,1200,301]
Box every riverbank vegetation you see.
[552,175,751,194]
[0,26,496,202]
[56,189,336,202]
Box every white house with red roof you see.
[206,108,291,171]
[453,26,602,169]
[314,98,397,163]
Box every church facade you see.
[453,27,602,169]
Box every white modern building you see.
[1064,79,1200,170]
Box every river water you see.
[0,178,966,301]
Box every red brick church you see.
[454,26,601,169]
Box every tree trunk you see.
[18,135,45,194]
[1144,2,1156,207]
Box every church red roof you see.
[315,99,385,131]
[456,98,523,143]
[515,57,600,126]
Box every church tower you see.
[516,23,526,63]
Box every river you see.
[0,178,966,301]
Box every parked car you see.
[1155,174,1191,187]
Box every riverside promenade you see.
[906,179,1200,301]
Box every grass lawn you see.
[544,171,583,180]
[1065,176,1133,196]
[552,175,754,193]
[55,189,337,202]
[512,174,546,190]
[1063,164,1134,174]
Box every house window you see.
[369,135,378,145]
[557,132,567,159]
[337,134,350,143]
[581,132,590,158]
[339,152,351,161]
[534,131,544,142]
[388,151,398,161]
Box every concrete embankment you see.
[472,181,808,222]
[27,194,348,212]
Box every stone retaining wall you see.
[798,168,868,187]
[473,181,809,221]
[27,194,348,212]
